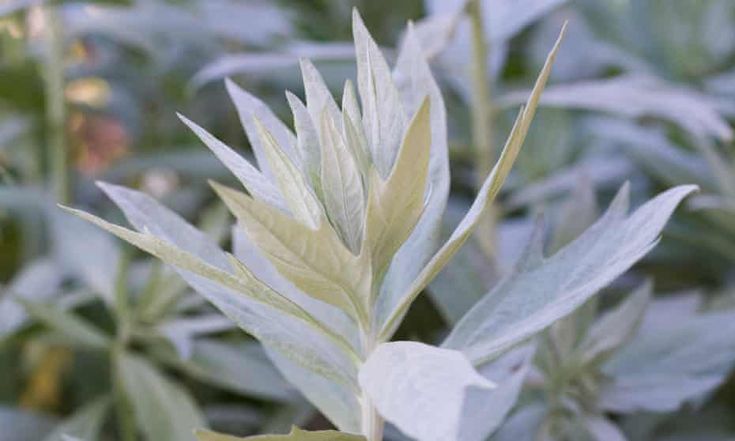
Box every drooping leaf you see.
[359,341,494,441]
[444,184,697,365]
[196,426,365,441]
[117,353,205,441]
[378,23,567,340]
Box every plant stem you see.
[467,0,498,260]
[42,6,69,204]
[112,343,136,441]
[359,325,384,441]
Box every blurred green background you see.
[1,0,734,440]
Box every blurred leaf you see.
[42,395,111,441]
[196,426,365,441]
[0,259,62,338]
[20,300,110,349]
[502,75,734,142]
[117,352,205,441]
[0,406,56,441]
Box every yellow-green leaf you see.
[363,98,431,282]
[211,182,371,323]
[197,426,365,441]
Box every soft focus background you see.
[1,0,734,440]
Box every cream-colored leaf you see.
[341,80,371,177]
[254,118,322,229]
[379,24,567,340]
[320,110,365,253]
[363,98,431,282]
[59,206,356,362]
[353,8,406,177]
[196,426,365,441]
[211,182,370,323]
[286,91,322,196]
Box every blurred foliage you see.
[0,0,734,440]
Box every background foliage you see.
[1,0,734,440]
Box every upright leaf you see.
[353,9,406,177]
[320,111,365,253]
[363,99,431,280]
[378,24,567,340]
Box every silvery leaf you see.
[444,184,697,365]
[378,24,567,340]
[19,300,110,350]
[359,341,494,441]
[0,259,62,338]
[353,9,407,177]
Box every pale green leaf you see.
[211,182,369,322]
[42,396,110,441]
[286,91,322,195]
[378,24,567,340]
[196,426,365,441]
[178,113,287,211]
[363,99,431,281]
[341,80,371,180]
[353,8,406,177]
[253,118,322,229]
[225,78,299,178]
[61,204,359,386]
[299,58,342,142]
[117,353,205,441]
[319,110,365,253]
[19,299,110,349]
[578,282,652,365]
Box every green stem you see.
[467,0,498,260]
[111,345,136,441]
[42,6,69,204]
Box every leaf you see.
[196,426,365,441]
[286,91,322,194]
[117,353,205,441]
[211,182,369,322]
[443,184,697,365]
[253,118,322,229]
[62,189,360,395]
[502,75,734,142]
[225,79,299,179]
[601,307,735,413]
[319,110,365,253]
[177,113,287,211]
[359,341,494,441]
[378,23,567,340]
[299,58,342,144]
[353,9,407,177]
[583,415,627,441]
[578,282,651,365]
[363,99,431,280]
[19,300,110,350]
[378,23,451,324]
[183,339,296,402]
[42,396,111,441]
[157,315,234,359]
[0,259,62,338]
[0,406,56,441]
